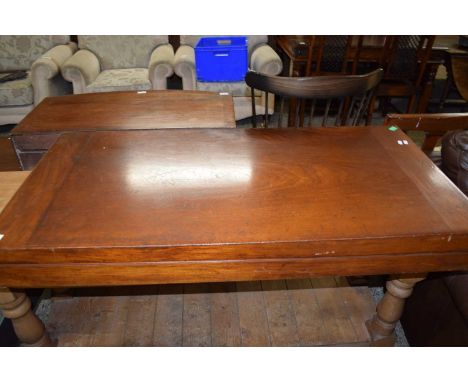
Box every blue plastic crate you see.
[195,36,248,82]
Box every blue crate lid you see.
[196,36,247,50]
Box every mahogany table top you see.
[0,126,467,288]
[12,90,236,135]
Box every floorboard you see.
[44,279,375,347]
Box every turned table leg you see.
[366,275,426,346]
[0,287,54,346]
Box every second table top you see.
[12,90,236,135]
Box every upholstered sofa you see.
[62,36,174,94]
[0,35,76,125]
[174,35,283,120]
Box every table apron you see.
[0,252,467,288]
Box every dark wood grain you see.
[11,90,236,169]
[0,138,21,171]
[245,69,382,127]
[0,127,467,288]
[13,90,236,134]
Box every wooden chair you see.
[368,36,436,122]
[245,69,383,128]
[384,112,468,155]
[304,36,363,76]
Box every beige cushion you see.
[85,68,152,93]
[0,72,33,106]
[0,36,70,72]
[78,36,169,70]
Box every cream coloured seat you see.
[62,36,174,94]
[0,35,77,125]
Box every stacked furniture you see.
[62,36,174,94]
[367,36,435,122]
[0,35,76,124]
[174,35,283,120]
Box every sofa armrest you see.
[250,45,283,76]
[148,44,174,90]
[31,42,78,105]
[174,45,196,90]
[62,50,101,94]
[32,43,77,80]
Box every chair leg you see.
[406,95,418,113]
[251,88,257,128]
[439,76,453,110]
[366,95,377,125]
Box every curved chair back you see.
[245,68,383,127]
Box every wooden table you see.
[1,126,468,346]
[0,138,21,171]
[11,90,236,170]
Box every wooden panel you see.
[337,286,376,341]
[12,90,236,135]
[210,282,241,346]
[1,127,468,288]
[310,277,359,345]
[43,280,376,347]
[384,113,468,154]
[65,297,100,346]
[384,113,468,133]
[237,281,271,346]
[47,297,89,346]
[1,252,467,288]
[153,284,183,346]
[261,280,300,346]
[0,138,21,171]
[286,278,329,346]
[123,292,157,346]
[182,284,211,346]
[89,295,129,346]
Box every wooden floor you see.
[45,277,376,347]
[0,171,30,212]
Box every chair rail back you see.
[246,68,383,128]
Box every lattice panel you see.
[388,35,421,79]
[320,36,350,73]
